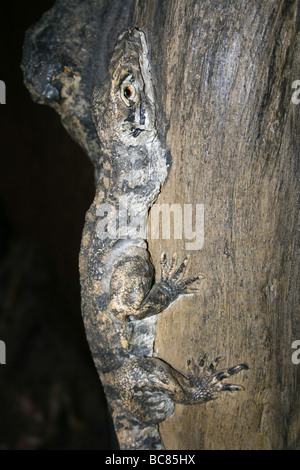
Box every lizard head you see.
[92,28,158,153]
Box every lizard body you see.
[79,28,248,450]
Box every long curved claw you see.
[206,356,225,373]
[220,383,245,392]
[227,363,249,375]
[211,363,249,385]
[169,252,178,275]
[171,256,190,281]
[160,252,168,281]
[177,274,206,294]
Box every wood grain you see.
[135,0,300,449]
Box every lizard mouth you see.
[120,123,156,143]
[130,127,144,138]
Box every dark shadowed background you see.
[0,0,115,449]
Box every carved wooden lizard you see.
[79,28,248,450]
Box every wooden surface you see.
[21,0,300,449]
[135,0,300,449]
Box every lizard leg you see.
[138,252,206,316]
[115,356,248,424]
[108,252,205,321]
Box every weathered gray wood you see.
[134,0,300,449]
[23,0,300,449]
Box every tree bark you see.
[23,0,300,449]
[134,0,300,450]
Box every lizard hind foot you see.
[184,354,249,403]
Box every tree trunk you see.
[22,0,300,449]
[135,0,300,450]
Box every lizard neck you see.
[95,136,168,241]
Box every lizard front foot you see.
[158,252,205,303]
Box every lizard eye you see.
[124,86,134,99]
[120,76,138,106]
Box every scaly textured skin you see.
[79,28,248,450]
